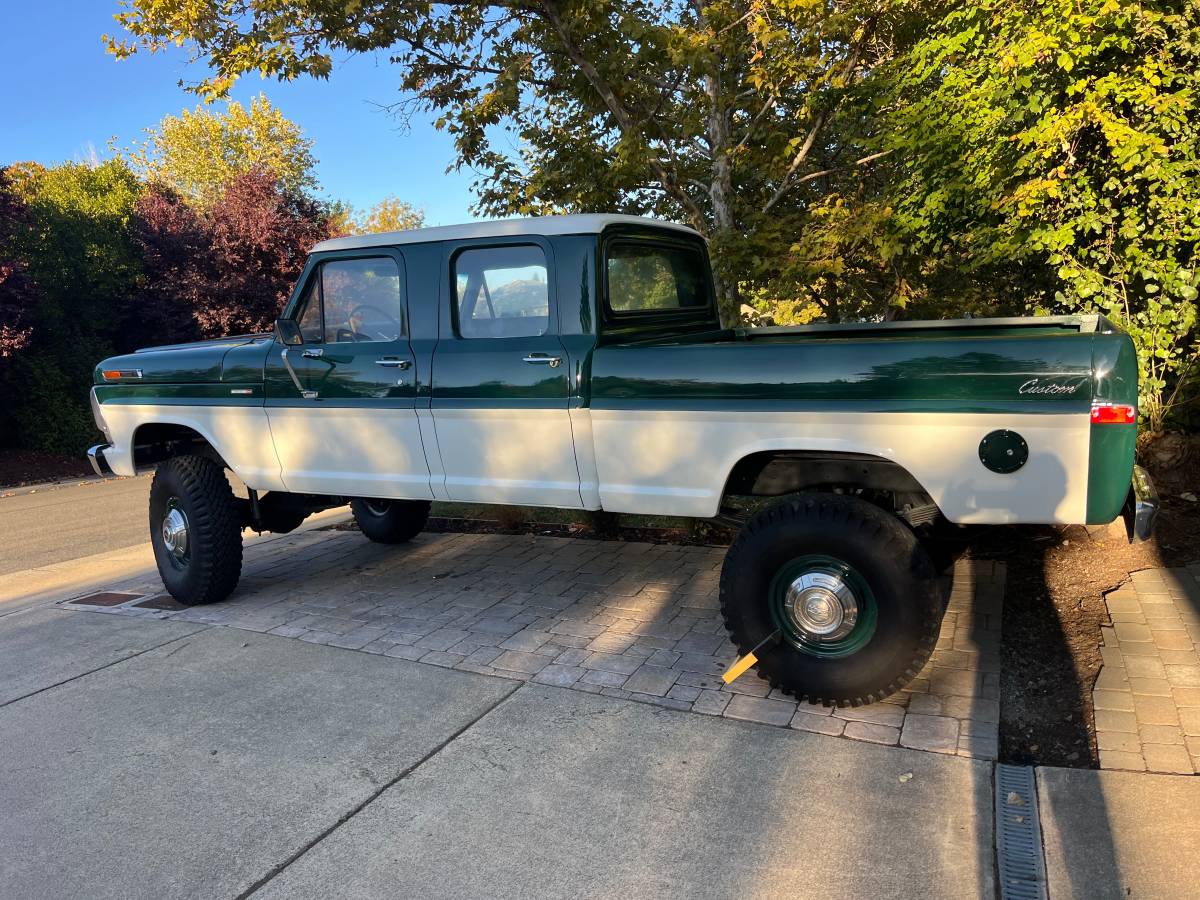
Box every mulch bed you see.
[0,449,93,489]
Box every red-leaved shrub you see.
[132,169,332,341]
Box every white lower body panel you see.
[266,405,433,499]
[94,402,286,492]
[430,406,584,508]
[588,408,1090,524]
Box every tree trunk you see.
[711,263,741,328]
[703,54,740,327]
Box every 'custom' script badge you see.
[1018,378,1082,395]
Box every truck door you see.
[430,239,583,508]
[264,249,433,499]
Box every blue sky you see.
[0,0,480,224]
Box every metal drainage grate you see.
[68,592,142,607]
[133,594,186,611]
[995,764,1048,900]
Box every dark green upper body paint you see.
[94,334,268,385]
[589,332,1097,412]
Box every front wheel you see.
[350,498,431,544]
[720,494,944,707]
[149,455,243,606]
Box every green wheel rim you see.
[767,554,877,659]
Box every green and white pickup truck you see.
[89,214,1157,705]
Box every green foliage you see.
[0,160,143,454]
[127,94,318,203]
[0,87,419,457]
[878,0,1200,428]
[8,350,103,454]
[7,160,143,326]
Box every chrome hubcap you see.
[782,571,859,642]
[161,502,190,561]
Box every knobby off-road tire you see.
[149,455,243,606]
[720,493,943,707]
[350,498,431,544]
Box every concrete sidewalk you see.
[0,504,351,617]
[1038,767,1200,900]
[1,608,995,899]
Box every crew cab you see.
[89,214,1157,705]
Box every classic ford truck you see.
[89,214,1158,705]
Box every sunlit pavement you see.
[2,511,1199,897]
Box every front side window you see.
[292,256,404,344]
[606,242,709,314]
[454,245,549,339]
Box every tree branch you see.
[761,17,878,215]
[732,93,777,155]
[783,148,897,189]
[536,0,706,227]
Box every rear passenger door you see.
[430,239,583,508]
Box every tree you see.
[876,0,1200,428]
[128,94,318,203]
[0,169,39,359]
[330,195,425,236]
[133,169,333,338]
[0,160,145,453]
[107,0,920,324]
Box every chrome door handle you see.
[301,348,324,359]
[375,358,412,369]
[280,348,318,399]
[523,354,562,368]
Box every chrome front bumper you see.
[1123,465,1159,543]
[87,444,114,478]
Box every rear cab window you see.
[607,242,710,313]
[600,232,719,340]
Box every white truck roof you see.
[311,213,701,253]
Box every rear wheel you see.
[720,493,943,706]
[149,455,243,606]
[350,498,431,544]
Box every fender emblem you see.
[1019,378,1081,396]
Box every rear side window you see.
[606,242,709,314]
[292,256,404,344]
[454,245,549,339]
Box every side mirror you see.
[275,318,303,346]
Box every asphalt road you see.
[0,476,153,575]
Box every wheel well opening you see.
[132,423,226,470]
[722,451,942,527]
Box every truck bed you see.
[591,315,1123,412]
